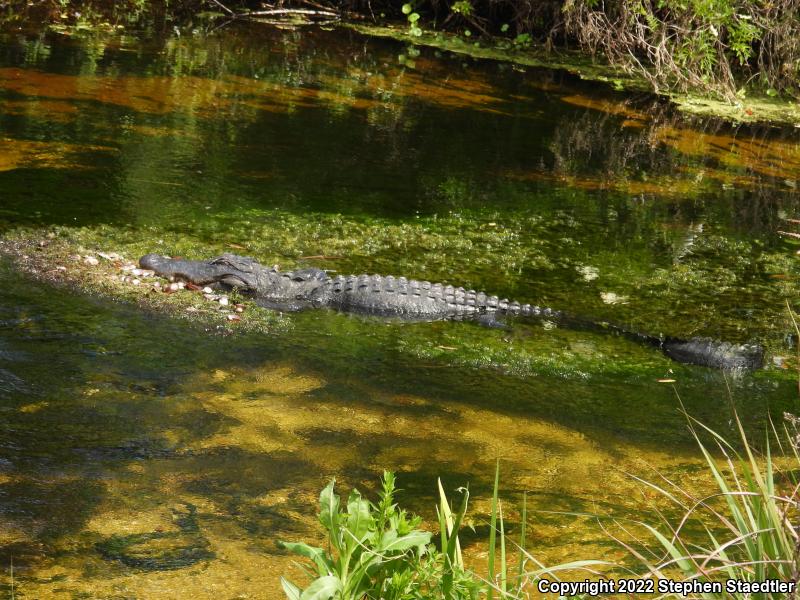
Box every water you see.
[1,22,800,597]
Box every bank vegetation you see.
[3,0,799,104]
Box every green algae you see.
[4,210,799,383]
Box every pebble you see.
[69,254,82,262]
[98,252,121,261]
[176,282,185,290]
[218,297,229,306]
[202,287,213,294]
[167,282,181,292]
[132,279,141,286]
[56,265,66,272]
[83,256,99,266]
[203,293,218,301]
[226,314,241,322]
[235,306,244,313]
[152,282,162,291]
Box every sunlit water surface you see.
[1,23,800,598]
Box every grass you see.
[281,401,800,599]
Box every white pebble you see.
[176,282,185,290]
[168,282,181,292]
[83,256,99,266]
[56,265,67,272]
[132,279,141,286]
[226,314,241,321]
[202,287,213,294]
[203,293,218,301]
[235,306,244,313]
[218,297,229,306]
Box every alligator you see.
[139,253,764,370]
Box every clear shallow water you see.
[1,23,800,597]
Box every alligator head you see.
[139,253,262,290]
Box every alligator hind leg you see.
[474,313,509,330]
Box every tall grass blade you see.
[516,492,527,591]
[488,459,500,599]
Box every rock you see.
[218,297,229,306]
[226,314,241,321]
[132,279,141,286]
[167,282,181,292]
[84,256,99,266]
[202,287,213,294]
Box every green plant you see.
[543,403,800,598]
[281,462,613,599]
[401,3,423,37]
[609,406,800,597]
[279,472,432,600]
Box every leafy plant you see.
[279,472,432,600]
[401,2,423,37]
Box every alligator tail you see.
[502,305,764,370]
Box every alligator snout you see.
[139,254,166,271]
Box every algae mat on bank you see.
[1,22,800,598]
[344,23,800,126]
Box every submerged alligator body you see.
[139,253,764,370]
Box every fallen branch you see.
[778,231,800,239]
[246,8,339,18]
[207,0,234,15]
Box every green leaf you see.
[300,575,342,600]
[318,479,341,547]
[501,23,509,32]
[281,577,302,600]
[408,12,420,23]
[346,489,374,546]
[382,529,431,552]
[401,3,413,14]
[278,541,333,574]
